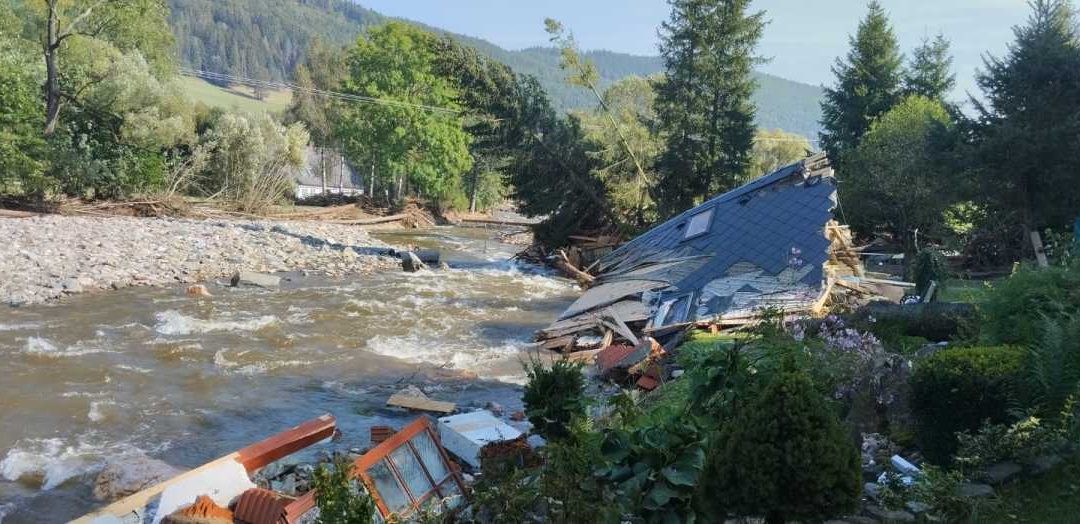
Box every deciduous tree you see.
[845,96,958,269]
[332,23,472,204]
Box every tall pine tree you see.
[971,0,1080,236]
[904,34,956,101]
[654,0,766,216]
[819,1,903,160]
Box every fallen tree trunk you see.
[321,213,408,225]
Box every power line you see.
[179,68,462,114]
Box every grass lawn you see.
[938,278,997,304]
[178,77,291,114]
[975,456,1080,523]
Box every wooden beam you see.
[321,213,408,225]
[386,393,455,414]
[1031,230,1050,268]
[237,414,337,472]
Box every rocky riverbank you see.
[1,215,403,306]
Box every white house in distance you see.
[294,146,364,199]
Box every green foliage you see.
[913,248,952,295]
[843,95,958,255]
[703,369,862,523]
[311,457,377,524]
[981,264,1080,346]
[820,0,904,159]
[467,467,538,524]
[955,412,1075,471]
[0,39,47,195]
[1023,315,1080,416]
[597,418,706,523]
[334,23,472,203]
[197,112,309,212]
[522,358,587,441]
[574,76,662,229]
[538,427,614,523]
[747,129,811,182]
[654,0,766,216]
[910,345,1025,464]
[903,34,956,101]
[969,0,1080,234]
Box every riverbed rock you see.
[0,215,400,306]
[230,271,281,288]
[401,252,426,272]
[93,453,184,501]
[186,284,212,298]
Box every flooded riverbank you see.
[0,226,575,523]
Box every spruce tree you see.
[971,0,1080,236]
[904,34,956,101]
[819,0,903,160]
[654,0,766,216]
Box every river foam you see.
[0,435,150,491]
[154,310,279,336]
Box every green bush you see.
[910,345,1025,464]
[311,457,376,524]
[981,265,1080,346]
[913,248,951,296]
[1023,315,1080,416]
[523,357,587,441]
[702,370,861,523]
[848,302,978,344]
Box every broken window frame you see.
[353,417,467,520]
[653,292,695,327]
[682,207,715,240]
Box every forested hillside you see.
[168,0,823,137]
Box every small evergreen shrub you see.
[981,264,1080,346]
[703,370,861,523]
[523,357,587,441]
[910,345,1025,464]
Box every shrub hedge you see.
[910,345,1025,464]
[981,264,1080,346]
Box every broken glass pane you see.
[367,459,411,513]
[390,444,434,501]
[411,432,451,483]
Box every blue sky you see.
[360,0,1034,99]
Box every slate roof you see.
[555,153,837,327]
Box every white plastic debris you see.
[437,410,523,469]
[890,454,921,476]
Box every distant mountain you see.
[168,0,823,138]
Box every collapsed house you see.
[538,153,886,353]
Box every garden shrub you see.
[598,418,706,523]
[523,357,587,441]
[981,264,1080,346]
[702,369,861,524]
[1023,314,1080,416]
[311,458,376,524]
[848,302,978,344]
[910,345,1025,464]
[913,247,951,295]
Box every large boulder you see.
[400,252,426,272]
[93,453,184,501]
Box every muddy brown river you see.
[0,226,575,522]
